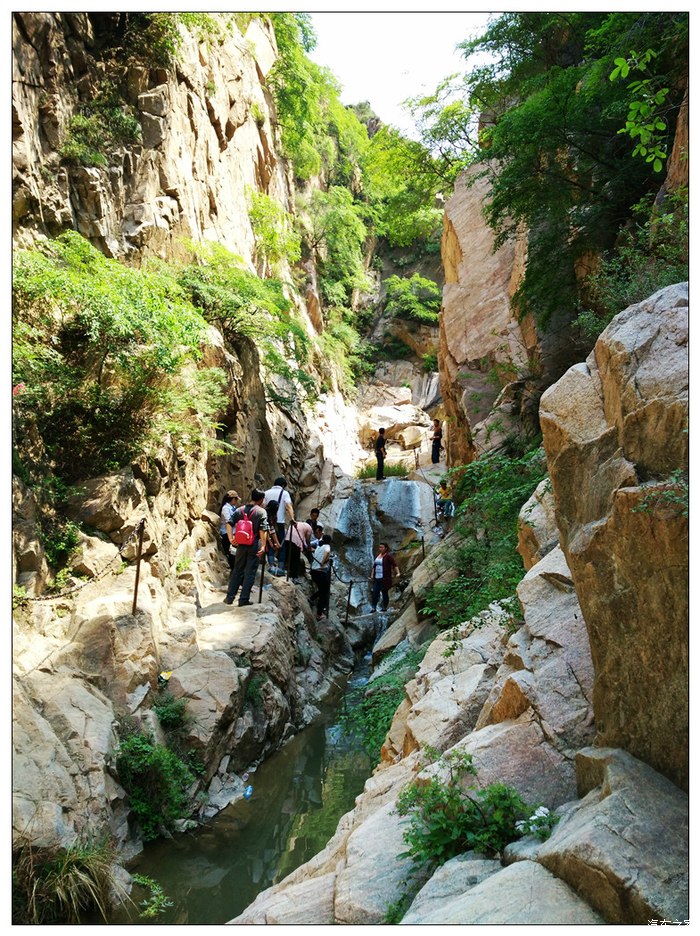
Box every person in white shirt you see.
[369,542,398,612]
[264,476,294,572]
[218,490,240,570]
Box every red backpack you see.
[233,506,255,546]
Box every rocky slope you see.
[232,285,688,925]
[13,13,283,263]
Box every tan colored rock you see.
[13,678,87,849]
[451,715,577,808]
[477,547,594,757]
[167,651,242,754]
[439,167,535,464]
[234,870,337,925]
[404,663,493,754]
[12,13,286,265]
[538,747,688,924]
[401,859,603,924]
[401,852,500,924]
[357,403,432,449]
[71,533,121,578]
[516,477,558,570]
[334,800,425,925]
[540,283,688,789]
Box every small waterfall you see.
[327,476,435,615]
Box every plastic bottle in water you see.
[244,785,253,799]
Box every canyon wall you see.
[439,167,537,464]
[13,13,284,265]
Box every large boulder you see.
[401,858,603,924]
[476,546,595,756]
[539,283,688,790]
[538,747,689,924]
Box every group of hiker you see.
[218,477,399,618]
[218,478,330,615]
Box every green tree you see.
[408,12,688,327]
[384,273,441,324]
[362,126,443,248]
[12,232,222,481]
[246,188,301,271]
[301,186,369,305]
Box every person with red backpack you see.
[224,489,269,607]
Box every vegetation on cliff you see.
[404,12,688,330]
[423,443,547,636]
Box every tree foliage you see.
[384,273,442,324]
[406,12,688,327]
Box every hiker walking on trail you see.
[310,533,333,619]
[219,490,241,570]
[431,419,443,465]
[286,519,313,581]
[375,428,387,481]
[224,489,269,607]
[264,477,294,568]
[369,542,398,612]
[264,499,282,573]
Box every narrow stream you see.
[111,655,373,925]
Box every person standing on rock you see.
[264,477,294,571]
[375,428,387,481]
[219,490,240,571]
[224,489,269,607]
[369,542,398,612]
[310,533,333,619]
[264,499,282,573]
[431,419,443,465]
[285,518,313,582]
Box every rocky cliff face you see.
[540,283,688,791]
[439,167,537,464]
[13,13,284,264]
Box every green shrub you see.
[423,445,546,638]
[247,188,301,270]
[12,232,223,482]
[356,461,410,479]
[384,273,442,325]
[131,874,174,919]
[245,674,268,707]
[42,519,81,570]
[422,350,438,372]
[115,732,195,841]
[395,750,535,867]
[12,837,126,924]
[152,691,190,735]
[339,648,427,764]
[575,191,688,339]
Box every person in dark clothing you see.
[310,533,333,619]
[265,499,281,572]
[224,489,269,607]
[369,542,399,612]
[375,428,387,480]
[305,508,321,535]
[218,490,240,571]
[431,419,443,465]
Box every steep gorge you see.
[12,12,688,927]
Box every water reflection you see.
[114,661,373,925]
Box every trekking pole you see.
[131,518,146,616]
[421,536,425,560]
[345,580,353,626]
[258,547,266,604]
